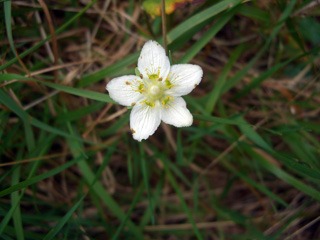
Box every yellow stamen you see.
[148,73,159,80]
[143,100,155,107]
[161,96,172,106]
[137,83,145,93]
[165,79,173,89]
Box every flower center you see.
[140,80,167,107]
[149,85,161,95]
[139,77,174,108]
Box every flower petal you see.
[165,64,203,96]
[161,97,193,127]
[130,103,161,141]
[106,75,143,106]
[138,40,170,80]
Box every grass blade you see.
[0,89,35,151]
[167,0,245,43]
[0,0,98,71]
[41,81,113,103]
[11,164,24,240]
[0,157,81,198]
[179,9,236,63]
[162,156,203,240]
[66,126,143,239]
[42,195,85,240]
[205,44,244,113]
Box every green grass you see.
[1,0,320,239]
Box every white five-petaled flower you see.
[106,40,203,141]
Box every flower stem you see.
[161,0,168,55]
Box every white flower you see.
[106,40,203,141]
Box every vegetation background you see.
[1,0,320,239]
